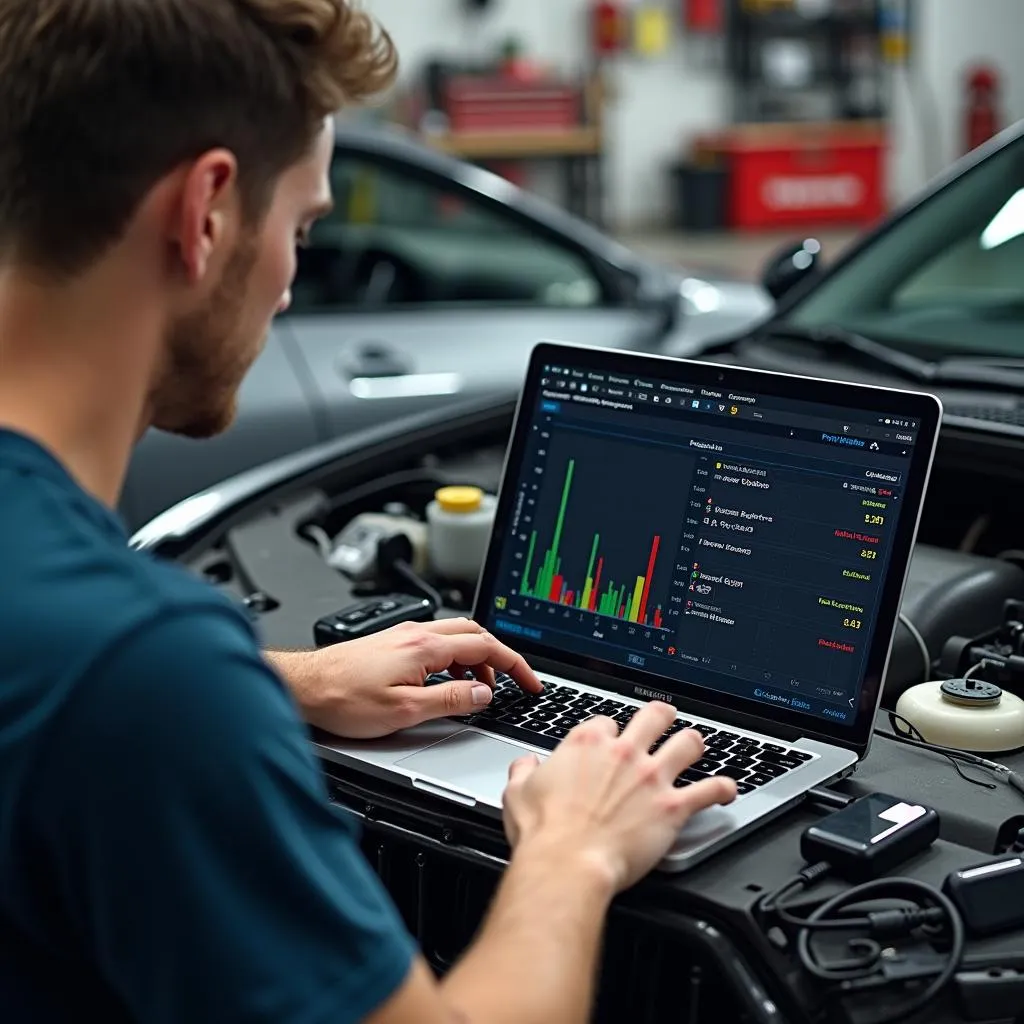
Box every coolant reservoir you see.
[426,486,496,584]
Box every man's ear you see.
[172,149,239,284]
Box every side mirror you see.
[761,238,823,301]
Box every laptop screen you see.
[476,343,941,747]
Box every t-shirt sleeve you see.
[35,603,415,1024]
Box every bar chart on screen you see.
[511,425,697,633]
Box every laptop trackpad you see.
[396,731,542,804]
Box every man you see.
[0,2,736,1021]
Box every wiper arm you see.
[702,323,1024,392]
[701,323,933,381]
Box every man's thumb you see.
[417,679,493,722]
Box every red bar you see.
[565,590,574,606]
[638,535,661,625]
[590,557,603,611]
[618,603,625,618]
[654,607,663,629]
[549,575,563,603]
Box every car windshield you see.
[785,129,1024,359]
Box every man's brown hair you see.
[0,0,396,278]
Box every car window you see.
[288,152,605,312]
[787,134,1024,357]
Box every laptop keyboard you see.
[444,675,814,795]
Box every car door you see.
[276,146,666,437]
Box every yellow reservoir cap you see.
[435,485,484,513]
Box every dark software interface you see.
[483,361,923,726]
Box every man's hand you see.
[268,618,542,739]
[502,701,738,892]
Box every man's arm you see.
[366,711,736,1024]
[38,605,416,1024]
[367,839,614,1024]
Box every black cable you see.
[884,708,1024,792]
[796,878,964,1024]
[392,557,443,611]
[763,867,963,1023]
[877,713,999,791]
[376,534,444,611]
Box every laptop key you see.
[736,782,755,795]
[690,758,720,774]
[496,712,529,725]
[547,725,570,740]
[756,753,804,771]
[705,733,735,749]
[750,761,788,778]
[691,724,717,738]
[745,773,776,787]
[726,755,756,769]
[758,751,811,768]
[521,720,551,734]
[673,777,692,788]
[682,768,711,782]
[761,743,786,753]
[528,709,558,722]
[475,719,558,751]
[715,766,749,781]
[700,748,729,764]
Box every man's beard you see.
[149,234,262,440]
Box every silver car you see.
[121,122,771,529]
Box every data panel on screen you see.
[484,361,921,727]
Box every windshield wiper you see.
[701,323,1024,392]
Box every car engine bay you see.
[172,389,1024,717]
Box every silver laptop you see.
[316,341,942,871]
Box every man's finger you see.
[653,727,705,777]
[569,713,619,741]
[447,662,496,688]
[507,753,540,784]
[403,678,495,726]
[619,701,677,750]
[668,776,738,826]
[421,632,542,693]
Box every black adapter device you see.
[800,792,941,881]
[943,855,1024,937]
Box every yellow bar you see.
[629,576,645,622]
[581,578,593,610]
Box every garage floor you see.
[619,228,861,282]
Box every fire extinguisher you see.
[965,65,1000,154]
[685,0,723,33]
[591,0,625,57]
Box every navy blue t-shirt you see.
[0,430,415,1022]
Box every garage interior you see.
[7,2,1024,1023]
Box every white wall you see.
[364,0,1024,230]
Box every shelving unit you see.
[726,0,889,124]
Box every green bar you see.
[547,459,574,583]
[580,533,599,610]
[628,576,646,622]
[535,549,552,599]
[521,531,537,596]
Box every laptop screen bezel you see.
[472,341,943,758]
